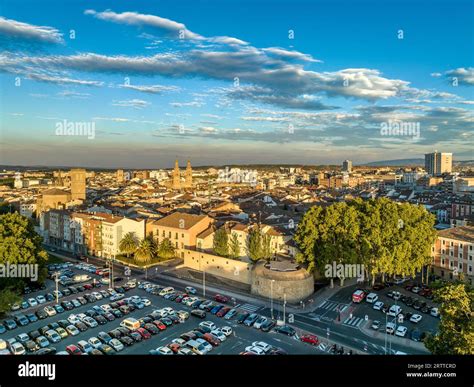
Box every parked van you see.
[159,287,175,297]
[73,274,91,283]
[186,339,207,355]
[366,293,378,304]
[388,305,402,317]
[120,317,140,331]
[352,290,366,303]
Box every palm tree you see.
[134,237,155,265]
[119,232,138,258]
[156,238,176,260]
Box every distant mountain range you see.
[362,159,474,167]
[1,159,473,171]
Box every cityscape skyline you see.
[1,0,473,168]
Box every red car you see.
[214,294,229,303]
[84,284,93,290]
[300,334,319,346]
[167,343,180,353]
[66,345,82,355]
[153,320,167,331]
[137,328,151,339]
[216,307,231,317]
[203,333,220,346]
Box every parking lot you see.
[328,280,440,342]
[1,261,325,355]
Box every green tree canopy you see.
[156,238,176,260]
[213,227,229,257]
[119,232,139,258]
[425,282,474,355]
[229,233,241,260]
[0,288,22,318]
[134,237,155,265]
[294,198,437,285]
[0,212,48,288]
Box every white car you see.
[184,297,198,306]
[210,329,227,342]
[199,321,217,330]
[410,314,422,323]
[27,298,38,307]
[392,291,402,301]
[66,325,80,336]
[77,340,93,353]
[44,306,57,317]
[36,295,46,304]
[88,337,102,349]
[430,307,440,317]
[386,322,396,334]
[196,339,212,353]
[91,292,103,300]
[109,339,124,352]
[172,338,186,345]
[388,305,402,317]
[220,326,233,337]
[155,346,173,355]
[185,286,197,294]
[141,298,151,307]
[83,317,98,328]
[10,342,26,355]
[366,293,379,304]
[253,316,268,329]
[412,287,421,294]
[373,301,384,311]
[177,311,189,320]
[251,341,272,353]
[100,304,111,312]
[395,326,408,337]
[177,348,195,355]
[162,307,174,315]
[245,346,265,355]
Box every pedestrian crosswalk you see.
[342,316,364,328]
[317,300,348,313]
[237,303,261,313]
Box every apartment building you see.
[146,212,213,258]
[101,214,145,258]
[431,225,474,284]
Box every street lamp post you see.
[283,293,287,325]
[203,267,206,298]
[270,280,275,320]
[53,271,60,305]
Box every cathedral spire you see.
[172,159,181,190]
[185,160,192,189]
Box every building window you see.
[459,263,463,270]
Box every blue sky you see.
[1,0,473,168]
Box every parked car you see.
[260,319,276,332]
[185,286,197,294]
[395,326,408,337]
[191,309,206,319]
[243,313,259,327]
[371,320,381,330]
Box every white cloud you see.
[0,17,63,44]
[111,99,151,109]
[118,83,180,93]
